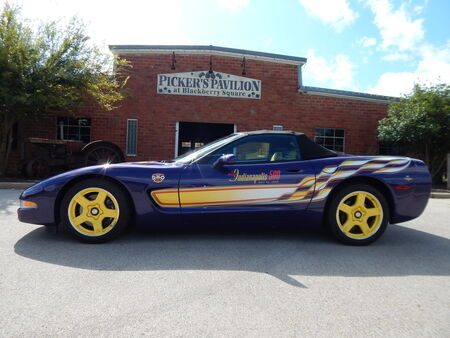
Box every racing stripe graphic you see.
[307,157,411,202]
[150,157,411,208]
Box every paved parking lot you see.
[1,188,449,337]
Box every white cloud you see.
[368,42,450,96]
[416,43,450,82]
[382,53,412,62]
[7,0,193,47]
[364,0,450,96]
[367,72,417,97]
[299,0,358,32]
[304,49,357,88]
[367,0,424,51]
[359,37,377,48]
[263,39,273,48]
[217,0,250,12]
[413,5,424,14]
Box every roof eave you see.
[109,45,306,66]
[300,86,397,103]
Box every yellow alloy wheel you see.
[335,191,383,240]
[68,187,120,237]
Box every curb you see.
[430,192,450,199]
[0,182,37,190]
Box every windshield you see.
[173,133,244,163]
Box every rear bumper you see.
[390,160,431,223]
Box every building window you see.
[315,128,345,152]
[57,117,91,143]
[126,119,138,156]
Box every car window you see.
[173,133,243,163]
[200,134,300,164]
[235,141,270,161]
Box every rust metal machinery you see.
[23,138,124,178]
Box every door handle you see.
[286,168,303,173]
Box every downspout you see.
[298,63,306,93]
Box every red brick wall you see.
[8,52,389,173]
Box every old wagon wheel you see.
[82,143,123,167]
[26,158,50,179]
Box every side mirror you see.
[213,154,236,169]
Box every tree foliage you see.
[0,3,130,175]
[378,83,450,182]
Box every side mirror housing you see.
[213,154,236,169]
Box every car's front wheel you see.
[326,184,389,245]
[60,178,131,243]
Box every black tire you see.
[326,184,389,246]
[60,178,131,243]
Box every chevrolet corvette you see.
[18,130,431,245]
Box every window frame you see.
[56,116,91,143]
[314,128,345,153]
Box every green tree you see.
[378,83,450,183]
[0,4,130,175]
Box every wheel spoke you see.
[338,203,352,215]
[359,222,371,236]
[73,214,89,225]
[354,193,365,208]
[102,208,118,219]
[74,195,90,209]
[365,208,381,217]
[95,190,108,204]
[341,219,354,234]
[91,219,104,235]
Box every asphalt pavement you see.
[0,189,449,337]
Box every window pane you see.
[335,129,344,137]
[211,134,299,163]
[315,128,325,137]
[324,129,334,137]
[334,138,343,146]
[236,142,270,160]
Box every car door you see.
[178,134,317,223]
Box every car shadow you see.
[14,222,450,288]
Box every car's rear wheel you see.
[326,184,389,245]
[60,178,131,243]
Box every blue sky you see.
[3,0,450,97]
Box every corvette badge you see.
[152,173,165,183]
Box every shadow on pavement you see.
[14,223,450,288]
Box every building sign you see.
[157,71,261,99]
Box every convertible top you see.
[239,129,303,136]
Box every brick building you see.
[10,45,393,175]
